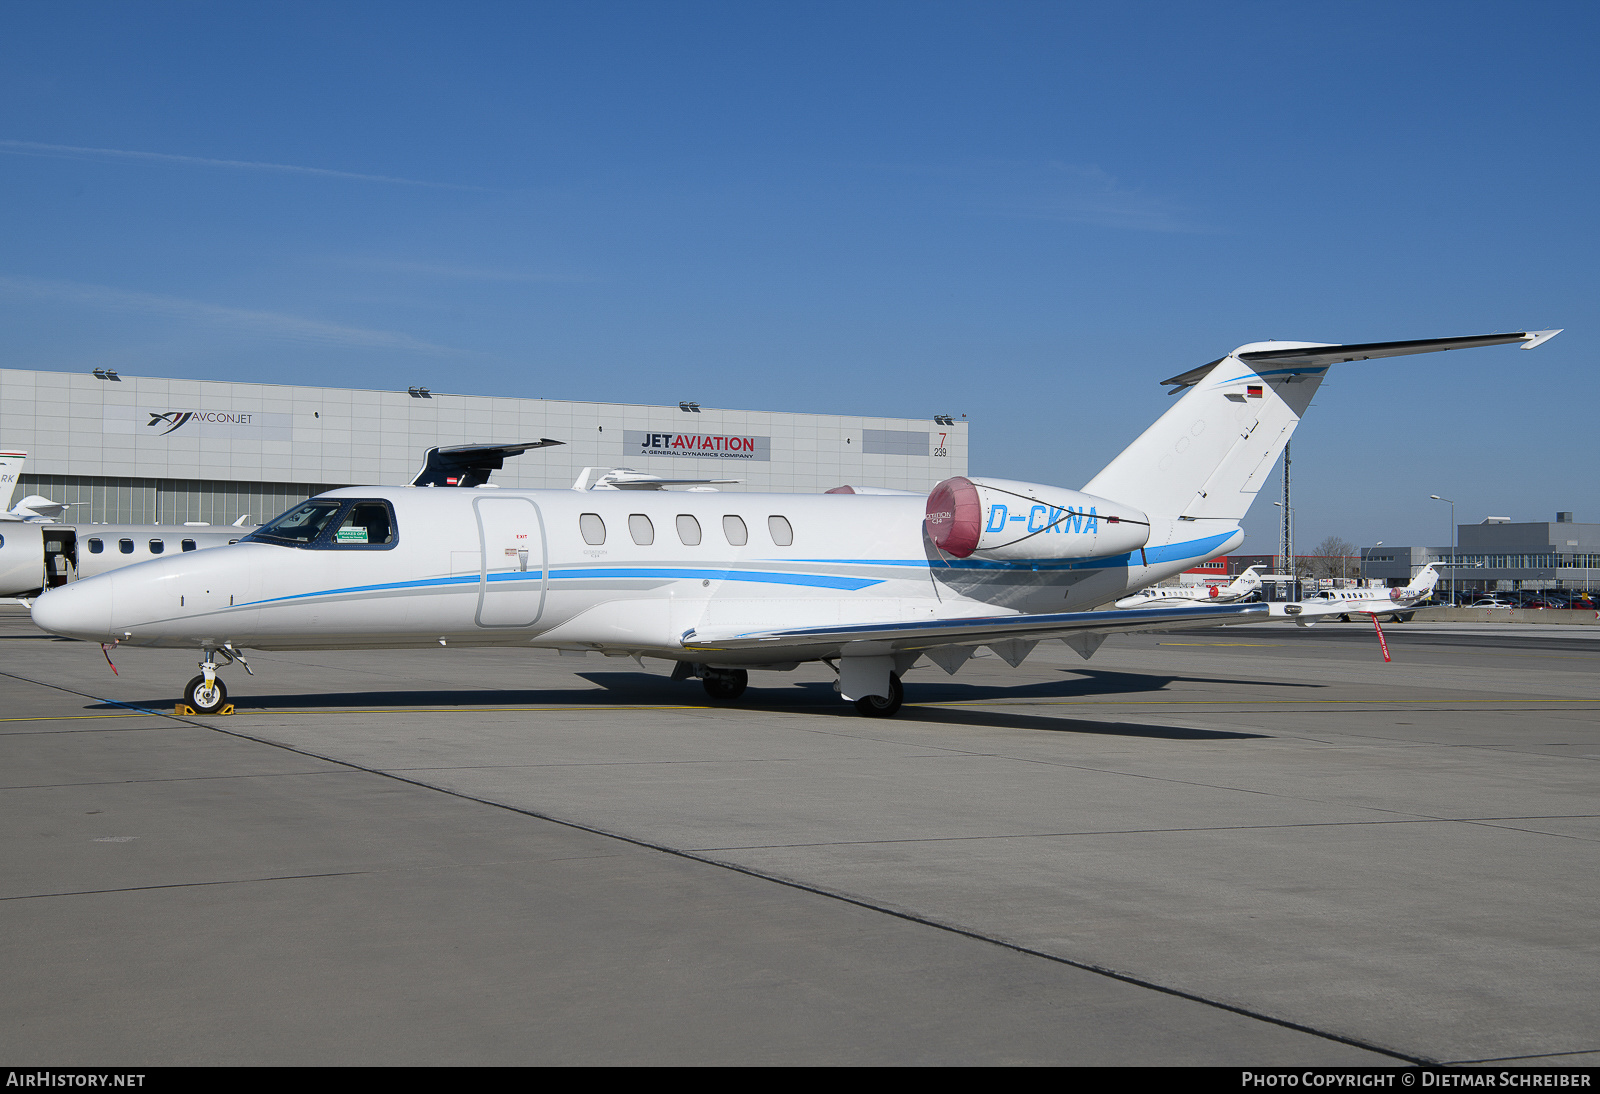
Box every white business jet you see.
[1298,564,1440,622]
[30,330,1559,716]
[0,440,563,598]
[1114,565,1264,609]
[0,451,69,523]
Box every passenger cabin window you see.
[628,514,654,545]
[333,502,395,546]
[181,540,197,552]
[676,514,701,546]
[88,539,103,554]
[119,539,134,554]
[149,539,164,554]
[768,516,794,547]
[722,515,748,546]
[579,513,606,545]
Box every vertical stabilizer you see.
[1083,345,1325,520]
[0,451,25,511]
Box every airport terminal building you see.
[0,367,967,526]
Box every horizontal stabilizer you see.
[1161,330,1561,391]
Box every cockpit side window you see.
[332,502,396,547]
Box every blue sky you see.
[2,1,1594,552]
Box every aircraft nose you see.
[30,577,115,641]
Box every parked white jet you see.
[0,451,70,524]
[29,331,1559,716]
[1,440,565,598]
[1297,564,1440,622]
[1114,565,1264,609]
[0,520,255,599]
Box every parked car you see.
[1468,599,1514,609]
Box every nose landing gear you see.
[181,647,250,715]
[183,672,229,715]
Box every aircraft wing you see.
[682,601,1274,660]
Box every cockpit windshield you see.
[243,501,347,546]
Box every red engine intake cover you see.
[925,476,983,558]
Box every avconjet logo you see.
[146,411,257,435]
[147,412,193,435]
[106,406,289,441]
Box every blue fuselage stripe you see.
[236,531,1231,609]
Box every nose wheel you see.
[183,673,229,714]
[182,646,248,714]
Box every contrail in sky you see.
[0,139,485,190]
[0,275,464,355]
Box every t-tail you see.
[0,450,24,512]
[1229,564,1265,598]
[1399,563,1440,603]
[1082,331,1560,525]
[920,332,1560,608]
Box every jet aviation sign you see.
[103,406,293,442]
[624,430,770,461]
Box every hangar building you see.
[1361,513,1599,593]
[0,367,967,526]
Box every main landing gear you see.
[673,662,904,717]
[852,672,903,718]
[182,647,251,714]
[701,667,748,701]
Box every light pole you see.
[1430,495,1456,604]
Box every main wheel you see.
[702,668,748,701]
[183,674,228,714]
[853,672,903,718]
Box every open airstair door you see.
[473,495,547,627]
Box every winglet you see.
[1521,329,1562,350]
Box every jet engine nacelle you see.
[924,476,1150,561]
